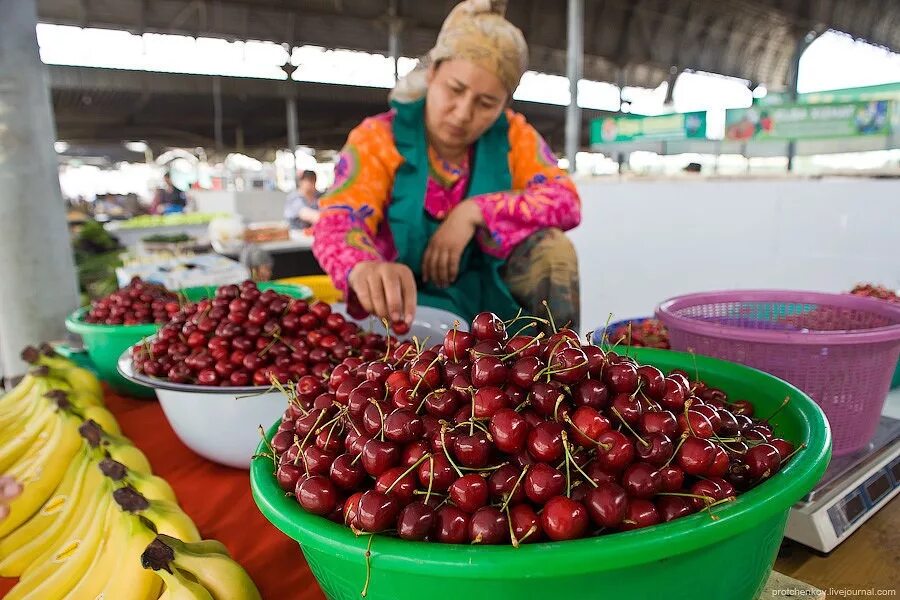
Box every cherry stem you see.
[541,300,558,333]
[611,407,648,447]
[538,358,589,381]
[683,398,697,438]
[314,409,346,435]
[510,321,538,339]
[322,417,342,452]
[415,389,439,415]
[385,453,432,494]
[517,524,538,544]
[688,349,700,387]
[657,491,716,505]
[780,442,806,464]
[662,432,689,468]
[505,312,551,327]
[424,455,435,504]
[562,431,598,489]
[505,505,520,549]
[440,424,464,478]
[361,535,374,598]
[370,400,386,442]
[563,415,601,447]
[500,332,545,361]
[500,465,530,513]
[624,321,633,357]
[598,312,614,347]
[410,355,443,398]
[296,410,328,459]
[761,396,791,425]
[257,425,277,464]
[381,320,393,362]
[562,432,572,496]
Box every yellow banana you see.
[160,566,216,600]
[0,375,56,435]
[155,534,262,600]
[142,549,214,600]
[4,493,114,600]
[0,390,56,473]
[17,467,109,580]
[81,405,121,436]
[113,486,201,542]
[0,410,83,537]
[97,512,164,600]
[181,538,231,557]
[0,374,37,419]
[68,389,103,409]
[99,457,177,503]
[26,344,105,401]
[0,447,93,576]
[79,419,153,474]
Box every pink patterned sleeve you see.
[470,111,581,259]
[312,114,402,293]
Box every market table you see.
[0,387,327,600]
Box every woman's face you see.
[425,59,508,155]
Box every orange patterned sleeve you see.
[312,112,404,292]
[471,109,581,258]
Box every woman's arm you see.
[470,110,581,258]
[312,115,401,293]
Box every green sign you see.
[758,82,900,106]
[590,112,707,145]
[724,100,891,141]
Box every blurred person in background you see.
[284,170,321,230]
[151,173,187,214]
[313,0,581,332]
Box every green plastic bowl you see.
[64,282,313,398]
[64,310,159,397]
[250,347,831,600]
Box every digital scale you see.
[784,388,900,553]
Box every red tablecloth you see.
[0,388,327,600]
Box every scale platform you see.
[785,391,900,553]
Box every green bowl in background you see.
[64,281,313,398]
[250,347,832,600]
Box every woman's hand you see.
[0,476,22,521]
[422,200,483,288]
[348,261,418,324]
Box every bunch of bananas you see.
[0,346,262,599]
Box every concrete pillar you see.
[565,0,583,173]
[285,96,299,186]
[0,0,81,381]
[787,31,817,172]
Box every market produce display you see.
[114,213,230,230]
[83,277,181,325]
[0,347,262,599]
[605,318,670,349]
[849,283,899,303]
[142,233,195,244]
[261,310,801,544]
[131,281,390,387]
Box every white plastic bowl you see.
[118,352,284,469]
[116,304,466,468]
[331,303,468,342]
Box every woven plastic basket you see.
[656,290,900,456]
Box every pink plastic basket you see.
[656,290,900,456]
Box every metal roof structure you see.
[38,0,900,156]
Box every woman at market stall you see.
[312,0,582,332]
